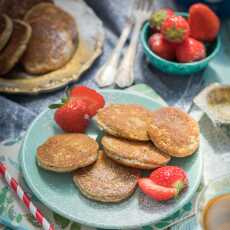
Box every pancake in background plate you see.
[102,135,171,169]
[95,104,153,141]
[0,19,31,76]
[24,3,78,43]
[37,134,99,172]
[148,107,200,157]
[0,14,13,52]
[73,150,140,203]
[0,0,54,19]
[22,3,77,74]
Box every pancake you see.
[0,14,13,52]
[95,104,153,141]
[37,134,99,172]
[73,151,139,203]
[22,15,76,74]
[148,107,200,157]
[102,135,171,169]
[24,3,78,43]
[0,0,54,19]
[0,19,31,76]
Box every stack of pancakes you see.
[0,0,78,76]
[96,104,200,160]
[37,104,200,203]
[97,104,172,169]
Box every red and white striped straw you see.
[0,162,54,230]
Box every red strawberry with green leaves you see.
[150,166,188,193]
[148,33,176,60]
[189,3,220,42]
[149,8,174,31]
[138,178,177,201]
[176,37,206,63]
[70,86,105,116]
[161,15,190,43]
[49,86,105,132]
[50,97,90,133]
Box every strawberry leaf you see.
[175,181,185,193]
[48,103,63,109]
[65,86,71,98]
[61,97,68,104]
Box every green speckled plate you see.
[20,90,202,229]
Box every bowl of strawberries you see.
[141,3,221,75]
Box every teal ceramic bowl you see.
[141,13,221,75]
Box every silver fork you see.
[94,1,137,88]
[115,0,154,88]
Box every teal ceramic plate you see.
[21,90,203,229]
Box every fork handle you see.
[95,20,133,88]
[125,21,142,63]
[110,20,133,64]
[115,21,142,88]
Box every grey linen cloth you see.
[0,0,229,141]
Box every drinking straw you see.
[0,162,54,230]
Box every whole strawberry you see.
[70,86,105,116]
[189,3,220,42]
[148,33,176,60]
[161,15,190,43]
[176,37,206,63]
[149,8,174,31]
[150,166,188,193]
[138,178,177,201]
[50,97,90,133]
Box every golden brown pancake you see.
[148,107,200,157]
[0,19,31,76]
[95,104,153,141]
[24,3,78,43]
[0,14,13,52]
[73,151,139,203]
[0,0,54,19]
[37,134,99,172]
[102,135,171,169]
[22,14,76,74]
